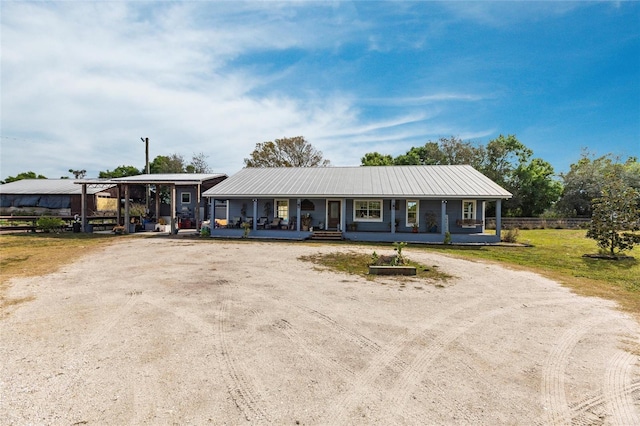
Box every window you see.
[406,200,419,226]
[462,200,476,220]
[354,200,383,222]
[181,192,191,204]
[275,199,289,220]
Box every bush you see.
[502,228,520,243]
[443,232,451,245]
[36,216,66,233]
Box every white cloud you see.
[0,1,503,179]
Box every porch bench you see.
[456,219,483,228]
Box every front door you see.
[328,200,341,230]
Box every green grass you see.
[421,229,639,316]
[299,250,451,284]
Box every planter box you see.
[368,266,416,276]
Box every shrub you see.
[443,232,451,245]
[36,216,65,233]
[502,228,520,243]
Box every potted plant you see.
[412,222,419,233]
[425,211,438,233]
[242,221,251,238]
[301,214,312,231]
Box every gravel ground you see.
[1,237,639,425]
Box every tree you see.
[481,134,532,187]
[512,158,563,217]
[187,152,212,173]
[555,153,639,217]
[586,169,640,256]
[99,165,140,178]
[150,154,186,174]
[360,134,562,217]
[1,171,47,184]
[244,136,330,167]
[361,152,394,166]
[68,169,87,179]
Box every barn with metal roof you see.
[0,179,115,215]
[202,165,512,243]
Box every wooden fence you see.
[485,217,590,230]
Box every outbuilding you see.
[76,173,227,234]
[0,179,116,216]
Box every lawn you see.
[423,229,639,316]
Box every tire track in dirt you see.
[133,295,219,424]
[52,291,142,424]
[63,291,141,377]
[564,379,640,426]
[326,296,489,424]
[140,288,273,424]
[272,318,355,377]
[540,317,606,426]
[384,301,531,423]
[378,297,580,423]
[217,300,271,423]
[294,305,384,356]
[604,350,640,425]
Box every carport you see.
[76,173,226,234]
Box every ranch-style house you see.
[202,165,512,244]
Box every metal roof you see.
[202,166,512,199]
[76,173,226,185]
[0,179,113,195]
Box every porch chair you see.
[230,217,241,228]
[256,217,268,229]
[265,217,281,229]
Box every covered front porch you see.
[206,196,506,244]
[208,227,501,244]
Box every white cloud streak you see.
[0,2,521,179]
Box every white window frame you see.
[406,200,419,227]
[181,192,191,204]
[353,199,383,222]
[275,199,289,221]
[462,200,476,220]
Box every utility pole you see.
[141,137,150,213]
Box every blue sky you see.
[1,1,638,181]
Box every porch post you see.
[253,199,258,230]
[116,185,122,227]
[155,185,160,223]
[440,200,447,235]
[495,199,502,240]
[390,199,396,234]
[195,183,201,231]
[480,201,486,233]
[81,183,87,232]
[296,199,301,231]
[341,199,347,232]
[170,184,177,234]
[208,197,216,226]
[124,184,130,234]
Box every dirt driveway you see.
[1,238,639,425]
